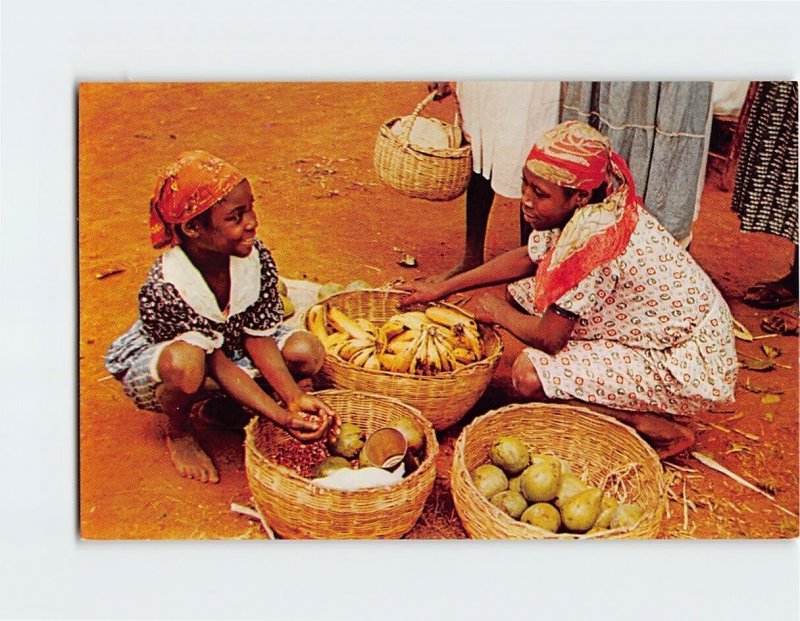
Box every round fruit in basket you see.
[471,464,508,499]
[490,436,530,475]
[327,422,365,458]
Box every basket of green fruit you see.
[245,389,438,539]
[450,403,666,539]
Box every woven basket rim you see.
[244,389,439,495]
[452,402,666,540]
[379,117,471,158]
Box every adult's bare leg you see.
[434,172,495,281]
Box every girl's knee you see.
[512,352,545,400]
[157,341,206,394]
[282,332,325,376]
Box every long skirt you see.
[731,81,798,244]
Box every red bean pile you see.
[267,438,330,478]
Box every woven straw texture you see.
[451,403,666,540]
[309,289,504,431]
[244,389,438,539]
[373,91,472,201]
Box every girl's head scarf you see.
[148,150,245,249]
[524,120,642,313]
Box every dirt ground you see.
[78,82,798,540]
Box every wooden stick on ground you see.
[230,502,276,539]
[691,452,799,518]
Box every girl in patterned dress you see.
[399,121,738,458]
[105,151,338,483]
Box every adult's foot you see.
[166,433,219,483]
[626,414,696,460]
[743,274,798,310]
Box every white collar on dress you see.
[161,244,261,322]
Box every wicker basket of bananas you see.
[305,289,503,431]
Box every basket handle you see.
[399,90,439,145]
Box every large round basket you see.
[309,289,504,431]
[451,403,666,540]
[244,389,438,539]
[373,91,472,201]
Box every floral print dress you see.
[507,209,738,417]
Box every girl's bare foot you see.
[166,433,219,483]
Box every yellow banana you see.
[424,305,478,330]
[391,334,421,373]
[431,333,454,372]
[363,353,382,371]
[426,334,442,374]
[338,338,374,361]
[408,333,425,375]
[306,304,330,341]
[378,351,401,372]
[390,311,430,331]
[323,331,349,351]
[453,347,477,365]
[349,346,375,368]
[378,320,407,340]
[461,325,484,359]
[356,317,378,336]
[327,306,373,341]
[386,329,420,353]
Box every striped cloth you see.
[732,81,798,244]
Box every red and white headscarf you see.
[148,150,246,249]
[525,121,643,313]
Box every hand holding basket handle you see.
[427,81,453,101]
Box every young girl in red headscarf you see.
[105,151,339,483]
[399,121,738,459]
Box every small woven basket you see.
[308,289,503,431]
[451,403,666,540]
[373,90,472,201]
[244,389,438,539]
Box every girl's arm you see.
[471,294,576,355]
[207,348,330,442]
[243,335,338,432]
[398,246,535,306]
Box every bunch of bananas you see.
[306,303,485,375]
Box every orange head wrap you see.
[523,121,643,313]
[148,150,246,249]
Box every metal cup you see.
[361,427,408,469]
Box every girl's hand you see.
[395,280,447,308]
[284,394,340,443]
[467,292,507,325]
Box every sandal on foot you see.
[743,280,798,310]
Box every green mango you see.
[554,473,589,508]
[327,422,365,459]
[610,503,644,530]
[313,456,351,478]
[561,488,603,533]
[490,490,528,520]
[317,282,345,301]
[471,464,509,499]
[490,436,530,475]
[277,278,288,296]
[519,461,562,503]
[521,502,561,532]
